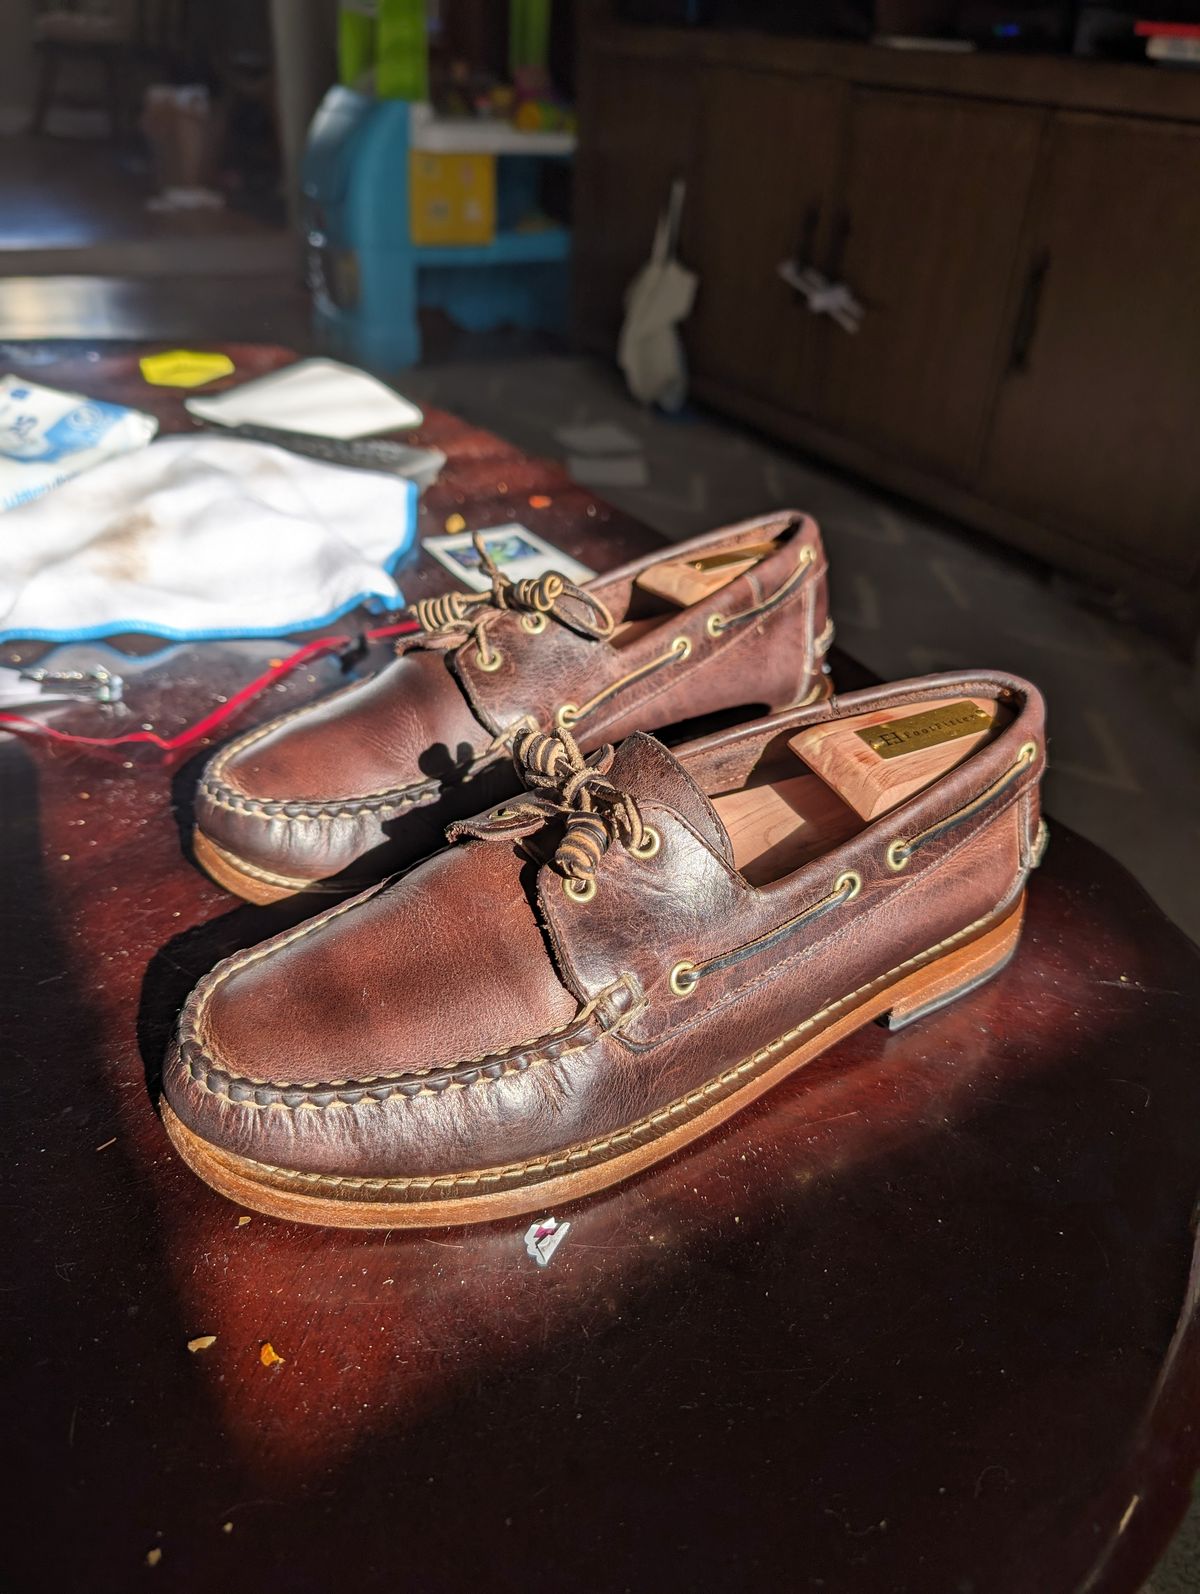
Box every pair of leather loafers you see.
[162,512,1046,1228]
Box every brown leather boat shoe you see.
[163,669,1047,1229]
[192,511,831,902]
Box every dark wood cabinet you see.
[982,113,1200,587]
[573,58,698,351]
[685,69,844,413]
[821,91,1042,481]
[574,12,1200,640]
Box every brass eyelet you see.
[520,612,548,634]
[886,838,911,872]
[1018,740,1037,764]
[556,703,580,729]
[669,961,699,998]
[835,870,861,901]
[705,615,725,639]
[562,876,596,903]
[476,647,503,673]
[630,825,661,860]
[672,635,692,661]
[798,544,815,568]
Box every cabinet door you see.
[573,57,698,349]
[685,68,843,411]
[982,114,1200,586]
[821,90,1041,480]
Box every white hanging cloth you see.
[617,179,698,414]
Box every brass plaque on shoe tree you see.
[788,696,1009,822]
[856,700,995,759]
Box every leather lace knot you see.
[453,725,646,883]
[412,532,613,668]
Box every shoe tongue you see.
[607,732,733,864]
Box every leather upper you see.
[165,671,1046,1189]
[193,511,831,889]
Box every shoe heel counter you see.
[759,547,832,711]
[881,895,1025,1030]
[876,793,1033,1030]
[1018,782,1048,871]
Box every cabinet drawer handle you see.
[1010,250,1050,372]
[797,202,819,269]
[827,207,851,281]
[776,260,864,333]
[779,204,822,300]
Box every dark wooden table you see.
[3,345,1198,1594]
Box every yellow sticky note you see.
[139,350,235,389]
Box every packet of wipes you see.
[0,375,158,511]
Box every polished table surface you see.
[2,345,1198,1594]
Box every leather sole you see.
[193,829,335,906]
[162,895,1024,1230]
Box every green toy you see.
[338,0,376,91]
[510,0,551,81]
[338,0,428,102]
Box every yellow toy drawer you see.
[409,152,496,246]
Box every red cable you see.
[0,618,419,754]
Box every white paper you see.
[553,420,642,455]
[423,523,593,594]
[0,375,157,511]
[186,357,423,439]
[567,453,649,488]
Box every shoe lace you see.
[412,532,614,668]
[453,725,646,884]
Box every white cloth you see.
[185,357,423,439]
[0,435,417,644]
[617,181,697,414]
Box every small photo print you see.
[423,523,594,593]
[440,530,544,573]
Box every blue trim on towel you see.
[0,481,419,646]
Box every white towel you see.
[0,435,418,644]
